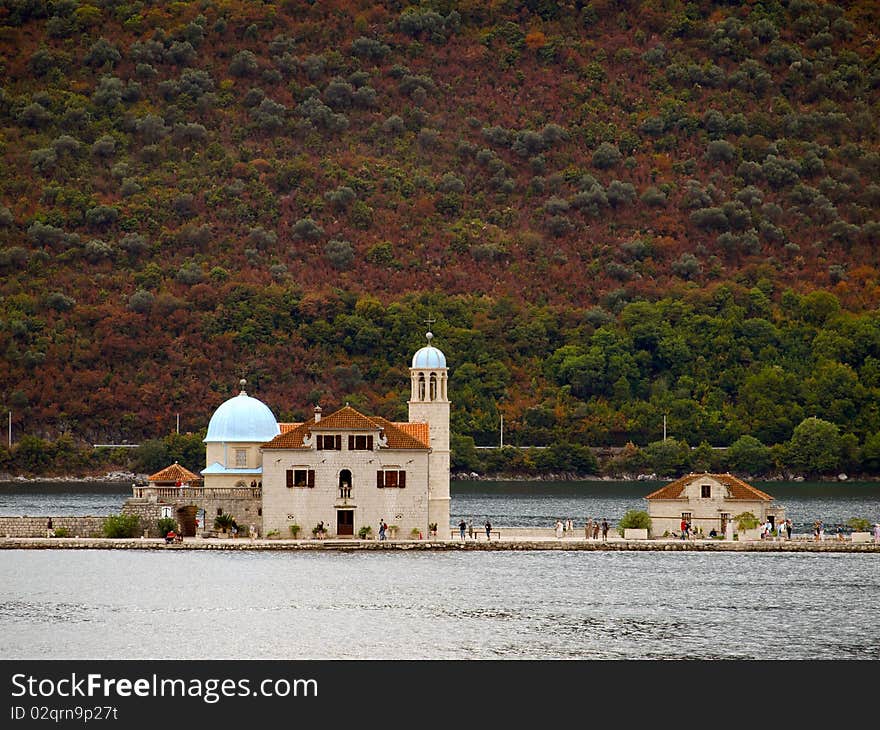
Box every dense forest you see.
[1,0,879,477]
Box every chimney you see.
[314,405,322,423]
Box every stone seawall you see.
[0,516,107,538]
[1,537,878,553]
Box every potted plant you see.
[214,512,236,537]
[289,524,301,539]
[410,527,421,540]
[734,511,760,540]
[266,529,280,540]
[617,509,652,540]
[429,522,438,538]
[158,517,177,538]
[358,525,372,539]
[387,525,398,540]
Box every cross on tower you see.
[424,314,436,329]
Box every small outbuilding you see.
[645,473,785,539]
[147,462,202,488]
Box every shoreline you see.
[2,536,878,553]
[0,471,875,485]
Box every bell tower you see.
[408,330,450,533]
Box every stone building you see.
[124,332,451,539]
[645,473,786,538]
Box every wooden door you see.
[337,510,354,536]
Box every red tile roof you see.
[645,473,774,501]
[262,406,430,451]
[148,462,202,484]
[313,405,382,430]
[263,421,313,449]
[374,418,430,449]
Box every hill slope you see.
[0,0,879,458]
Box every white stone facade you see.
[261,444,431,538]
[647,474,785,538]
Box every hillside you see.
[1,0,879,470]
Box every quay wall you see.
[0,516,106,538]
[1,537,878,553]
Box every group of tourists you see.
[579,518,608,541]
[762,518,793,540]
[456,519,493,540]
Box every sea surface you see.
[0,480,879,660]
[3,479,878,534]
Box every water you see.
[3,480,880,534]
[1,480,878,660]
[0,550,877,660]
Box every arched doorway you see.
[177,505,198,537]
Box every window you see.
[429,372,437,400]
[286,469,315,488]
[376,470,406,488]
[348,435,374,450]
[234,449,247,467]
[418,373,425,400]
[681,512,692,522]
[701,484,711,498]
[316,434,341,450]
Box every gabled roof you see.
[261,405,430,451]
[373,418,430,449]
[645,473,774,501]
[148,462,201,483]
[263,421,313,449]
[313,405,382,431]
[393,421,430,448]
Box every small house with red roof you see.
[645,473,786,538]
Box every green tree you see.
[786,417,842,475]
[726,435,772,476]
[643,438,691,477]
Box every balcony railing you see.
[132,486,262,500]
[339,485,352,499]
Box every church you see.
[128,332,451,539]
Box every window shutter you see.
[335,435,341,450]
[348,435,354,450]
[286,470,293,488]
[399,470,406,488]
[367,435,374,450]
[376,471,384,488]
[307,470,315,488]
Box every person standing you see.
[874,522,880,544]
[458,519,466,540]
[378,520,386,541]
[786,519,793,540]
[555,519,563,539]
[680,517,688,540]
[601,518,609,541]
[585,518,593,540]
[46,518,54,538]
[484,520,492,541]
[593,521,600,540]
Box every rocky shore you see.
[0,471,144,484]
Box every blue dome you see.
[204,389,280,443]
[412,342,446,369]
